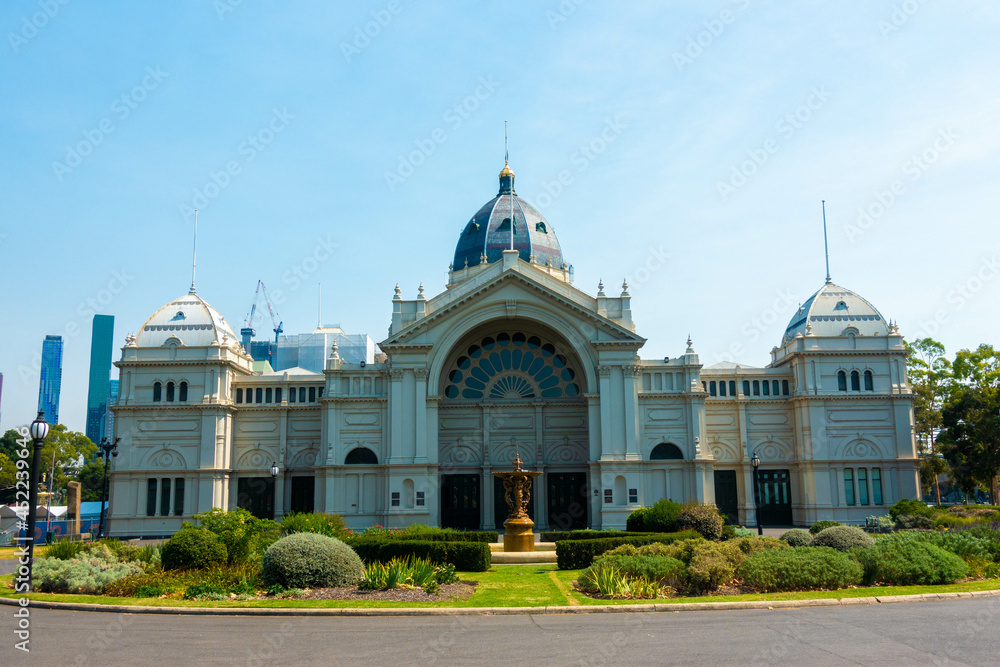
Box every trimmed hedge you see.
[541,530,634,542]
[737,547,863,592]
[555,530,700,569]
[780,529,814,547]
[676,503,724,541]
[391,531,498,544]
[626,499,682,533]
[808,520,842,535]
[348,538,491,572]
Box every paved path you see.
[3,597,998,665]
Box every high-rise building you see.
[37,335,63,425]
[103,378,120,440]
[86,315,115,443]
[0,372,4,426]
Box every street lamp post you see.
[751,452,762,536]
[270,461,278,520]
[97,437,120,538]
[25,411,50,592]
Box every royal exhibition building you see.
[107,162,920,537]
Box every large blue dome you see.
[452,163,565,270]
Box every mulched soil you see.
[295,581,477,602]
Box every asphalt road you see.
[3,598,999,666]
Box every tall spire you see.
[189,209,198,294]
[822,200,831,284]
[498,122,515,196]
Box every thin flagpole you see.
[506,122,513,251]
[822,200,831,284]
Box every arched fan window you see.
[345,448,378,465]
[443,331,581,400]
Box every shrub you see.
[686,541,736,593]
[161,529,228,570]
[34,547,144,594]
[812,525,874,552]
[555,531,700,569]
[585,553,686,589]
[46,539,93,561]
[934,513,976,529]
[780,529,814,547]
[730,536,789,557]
[347,537,491,572]
[184,583,229,600]
[280,512,351,539]
[676,503,724,541]
[134,585,165,598]
[626,499,682,533]
[357,556,456,593]
[579,563,661,598]
[888,498,934,520]
[738,547,862,592]
[541,530,629,542]
[854,537,968,586]
[896,514,934,530]
[186,508,281,565]
[808,520,842,535]
[261,533,364,588]
[104,561,262,597]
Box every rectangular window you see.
[179,382,188,402]
[309,386,316,402]
[603,489,613,504]
[729,381,736,396]
[416,491,425,507]
[864,371,874,391]
[299,387,307,403]
[146,479,157,516]
[289,386,296,403]
[844,469,856,506]
[246,388,253,404]
[166,383,175,402]
[782,380,789,395]
[391,492,400,507]
[762,380,770,396]
[838,372,847,391]
[256,388,263,403]
[236,388,243,403]
[628,488,638,504]
[752,380,760,396]
[858,468,869,505]
[318,387,324,398]
[772,380,780,396]
[275,388,283,403]
[743,380,750,396]
[872,468,883,505]
[174,478,185,516]
[160,478,171,516]
[265,387,273,403]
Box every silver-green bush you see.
[261,533,364,588]
[780,529,814,547]
[812,525,874,552]
[34,545,144,594]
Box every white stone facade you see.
[108,174,919,537]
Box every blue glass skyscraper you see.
[37,335,63,425]
[86,315,115,443]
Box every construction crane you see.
[241,280,284,353]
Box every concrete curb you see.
[3,588,999,617]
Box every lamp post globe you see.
[751,452,762,536]
[270,461,278,479]
[24,411,50,591]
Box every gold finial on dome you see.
[499,161,514,179]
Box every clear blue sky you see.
[2,1,998,435]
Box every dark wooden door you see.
[494,477,536,530]
[236,477,275,520]
[756,469,793,526]
[441,474,481,530]
[289,476,315,514]
[713,470,739,525]
[547,473,588,530]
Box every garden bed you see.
[298,581,476,602]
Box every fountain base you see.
[503,516,536,552]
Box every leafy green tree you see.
[76,458,108,502]
[906,338,950,453]
[937,344,1000,504]
[0,453,15,489]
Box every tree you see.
[937,345,1000,504]
[76,458,107,502]
[907,338,952,504]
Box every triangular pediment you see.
[382,260,645,349]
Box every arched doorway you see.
[437,323,590,530]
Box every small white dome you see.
[136,290,239,348]
[784,282,888,340]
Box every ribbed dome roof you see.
[784,282,889,340]
[453,163,565,270]
[136,290,239,348]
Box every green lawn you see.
[3,567,1000,610]
[0,546,47,559]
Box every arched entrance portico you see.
[437,321,590,530]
